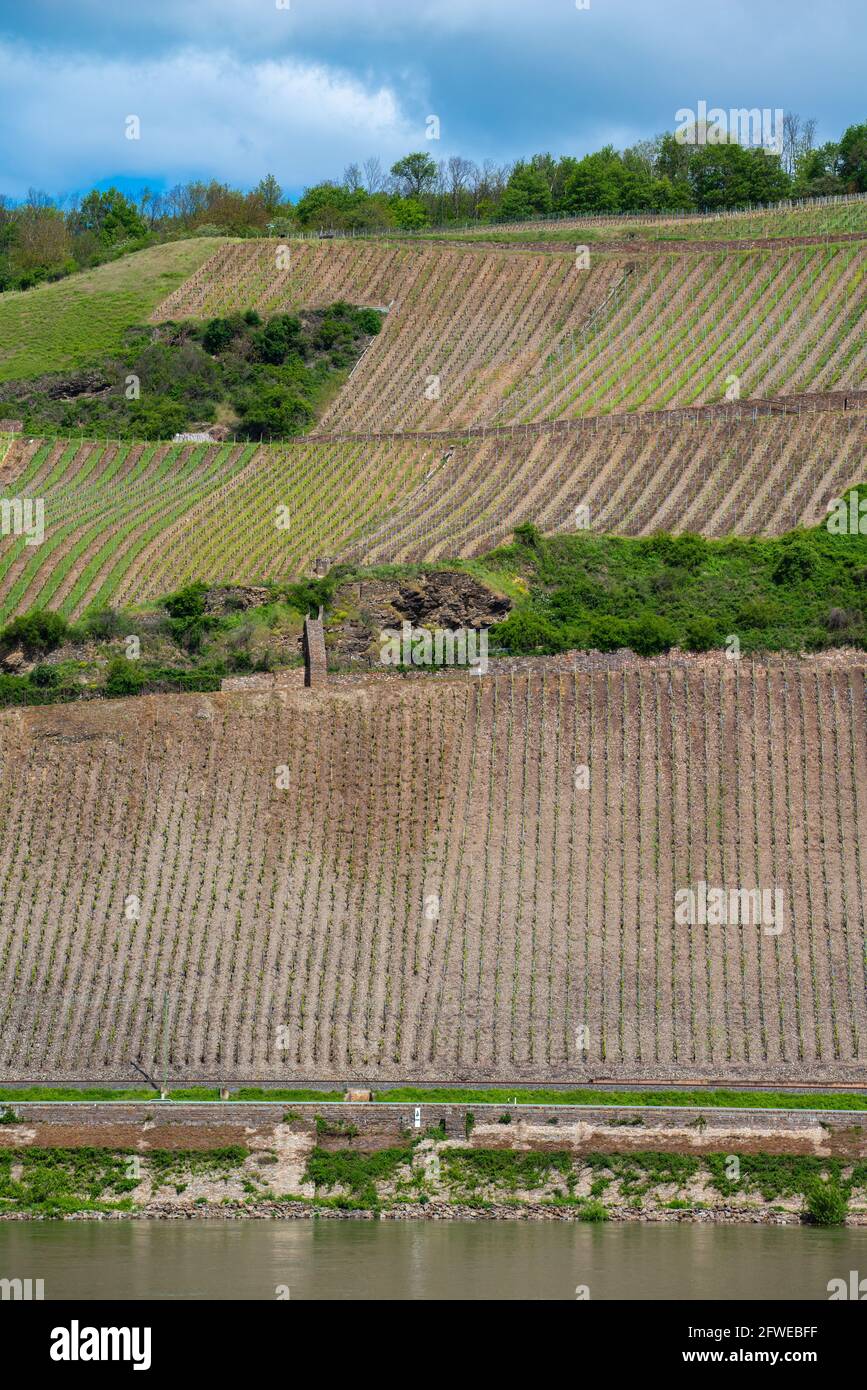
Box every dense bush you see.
[805,1179,849,1226]
[163,581,215,651]
[3,303,381,442]
[104,658,147,698]
[0,609,68,654]
[485,493,867,658]
[29,664,60,688]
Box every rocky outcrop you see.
[325,570,512,667]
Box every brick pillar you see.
[303,606,327,689]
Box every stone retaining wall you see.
[2,1102,865,1158]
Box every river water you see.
[2,1220,866,1300]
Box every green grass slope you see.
[0,239,226,382]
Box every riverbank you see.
[2,1101,866,1226]
[4,1200,867,1225]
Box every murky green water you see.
[2,1220,866,1300]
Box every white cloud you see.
[0,42,421,197]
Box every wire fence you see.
[281,191,867,243]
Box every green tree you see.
[390,197,429,229]
[837,122,867,191]
[71,188,148,246]
[254,174,283,214]
[390,152,437,199]
[500,161,554,219]
[563,148,627,213]
[235,383,314,440]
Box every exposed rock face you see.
[203,585,271,615]
[325,571,512,666]
[393,572,511,629]
[1,648,27,673]
[0,367,114,403]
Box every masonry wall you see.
[2,1102,865,1158]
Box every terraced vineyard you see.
[494,246,866,421]
[0,434,432,621]
[2,660,866,1082]
[1,399,864,619]
[154,239,629,431]
[153,240,866,430]
[346,403,867,565]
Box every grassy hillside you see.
[1,661,865,1082]
[0,239,225,382]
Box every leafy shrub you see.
[494,609,561,654]
[354,307,383,335]
[643,531,706,572]
[104,658,147,698]
[163,581,214,651]
[0,609,68,655]
[30,664,59,688]
[625,614,677,656]
[683,616,719,651]
[202,316,243,355]
[772,541,815,585]
[234,383,314,440]
[587,615,630,651]
[251,313,303,365]
[805,1179,848,1226]
[578,1200,608,1223]
[79,606,128,640]
[736,598,780,630]
[512,522,542,549]
[129,397,189,439]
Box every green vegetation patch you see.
[439,1148,575,1194]
[303,1145,415,1207]
[148,1146,248,1189]
[373,1088,867,1111]
[704,1153,867,1203]
[0,302,382,439]
[0,1147,139,1215]
[481,506,867,656]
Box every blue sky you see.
[0,0,863,202]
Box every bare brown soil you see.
[1,655,866,1084]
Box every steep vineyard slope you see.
[154,240,866,429]
[1,401,864,619]
[495,246,865,422]
[0,434,431,621]
[2,661,866,1083]
[347,401,867,564]
[154,239,630,430]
